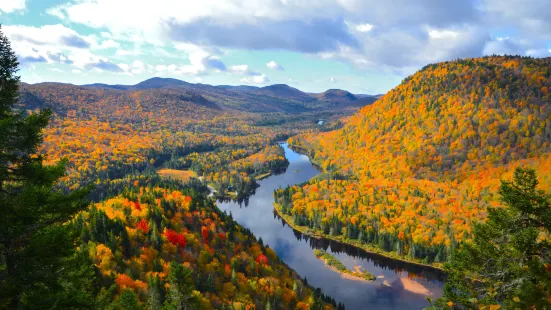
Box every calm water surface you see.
[217,144,445,310]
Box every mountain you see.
[83,83,130,90]
[22,77,377,114]
[132,77,193,89]
[18,82,224,119]
[278,56,551,266]
[317,89,358,101]
[255,84,316,102]
[356,93,384,99]
[312,89,378,107]
[218,85,259,92]
[83,77,192,90]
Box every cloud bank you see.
[3,0,551,87]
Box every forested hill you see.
[19,77,377,114]
[280,56,551,266]
[313,55,551,179]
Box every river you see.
[216,143,445,310]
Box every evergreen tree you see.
[164,261,200,310]
[436,168,551,309]
[0,25,90,308]
[206,273,215,292]
[108,289,141,310]
[148,275,163,310]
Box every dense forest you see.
[277,56,551,266]
[73,183,338,309]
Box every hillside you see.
[70,181,337,309]
[278,56,551,266]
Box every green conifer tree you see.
[436,168,551,308]
[0,25,90,309]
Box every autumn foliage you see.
[136,219,149,233]
[278,56,551,266]
[164,229,187,248]
[72,185,334,309]
[256,254,268,265]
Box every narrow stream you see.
[216,143,445,310]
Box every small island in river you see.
[313,249,376,281]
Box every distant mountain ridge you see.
[83,77,378,101]
[21,77,379,114]
[83,77,192,90]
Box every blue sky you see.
[1,0,550,94]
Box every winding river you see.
[216,144,445,310]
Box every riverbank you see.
[286,144,325,170]
[273,202,445,273]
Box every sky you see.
[1,0,550,94]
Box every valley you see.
[216,144,445,310]
[2,27,550,310]
[3,0,551,306]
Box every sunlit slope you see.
[283,56,551,265]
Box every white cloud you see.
[266,60,283,70]
[97,39,120,49]
[3,24,91,49]
[154,47,227,76]
[241,74,268,84]
[2,24,130,73]
[45,6,64,19]
[2,24,96,67]
[355,23,374,33]
[481,0,551,40]
[229,64,250,75]
[483,37,523,55]
[115,48,143,57]
[526,48,551,57]
[44,0,488,71]
[329,76,336,83]
[319,25,490,74]
[229,64,261,76]
[28,0,551,76]
[163,44,227,75]
[428,28,460,40]
[118,60,147,75]
[0,0,26,14]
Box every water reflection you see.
[216,143,444,310]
